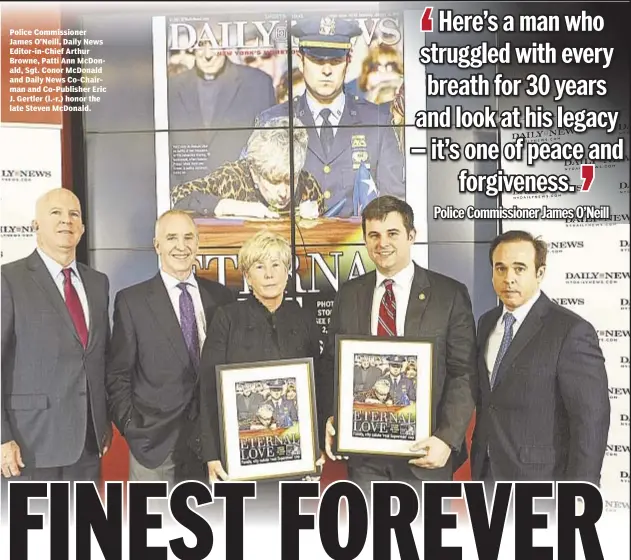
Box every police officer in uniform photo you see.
[254,17,405,217]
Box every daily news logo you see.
[565,271,630,286]
[605,499,630,514]
[1,169,52,182]
[606,443,630,458]
[547,240,584,254]
[622,298,630,311]
[621,471,630,484]
[621,240,630,253]
[565,213,629,227]
[621,181,629,194]
[621,356,630,370]
[0,225,36,238]
[564,154,630,171]
[511,128,576,145]
[596,329,630,344]
[551,298,584,308]
[619,413,630,429]
[609,386,630,402]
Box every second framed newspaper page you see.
[216,358,319,482]
[334,336,434,457]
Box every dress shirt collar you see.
[160,268,198,291]
[500,289,541,325]
[375,260,415,291]
[306,90,345,123]
[37,247,79,280]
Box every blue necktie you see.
[490,313,516,389]
[177,283,200,367]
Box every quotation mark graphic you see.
[581,164,595,192]
[421,7,433,32]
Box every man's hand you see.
[215,199,280,219]
[408,436,452,469]
[1,440,25,478]
[298,200,320,220]
[324,417,348,462]
[207,460,229,483]
[303,451,326,481]
[99,425,113,458]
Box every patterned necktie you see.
[377,279,397,337]
[490,312,516,388]
[62,269,88,347]
[319,108,334,156]
[177,283,200,366]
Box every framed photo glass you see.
[335,336,433,457]
[216,357,319,481]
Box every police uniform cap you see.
[293,17,362,60]
[269,379,284,389]
[388,356,404,366]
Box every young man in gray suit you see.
[322,195,477,495]
[106,210,233,484]
[2,188,112,484]
[471,231,610,484]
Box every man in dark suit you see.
[1,188,111,485]
[471,231,610,485]
[168,31,276,185]
[106,210,233,484]
[353,355,382,394]
[254,17,404,217]
[322,196,477,494]
[236,382,264,423]
[381,356,416,405]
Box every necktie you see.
[177,283,200,366]
[490,313,516,388]
[377,279,397,337]
[319,108,334,156]
[62,269,88,347]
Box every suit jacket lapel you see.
[294,94,327,163]
[77,264,101,353]
[146,273,191,368]
[27,250,82,346]
[326,94,363,163]
[478,306,501,392]
[404,264,431,335]
[492,295,548,389]
[357,273,375,335]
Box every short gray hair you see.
[246,117,308,182]
[238,230,291,274]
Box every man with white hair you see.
[2,188,111,485]
[106,210,233,484]
[171,116,325,219]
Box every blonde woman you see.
[198,231,324,500]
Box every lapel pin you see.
[419,293,426,301]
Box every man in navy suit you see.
[381,356,416,405]
[254,17,404,217]
[471,230,610,484]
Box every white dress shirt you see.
[484,290,541,377]
[37,247,90,328]
[371,261,415,336]
[160,270,207,352]
[306,90,345,138]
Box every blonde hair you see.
[154,209,198,239]
[246,117,308,183]
[238,230,291,274]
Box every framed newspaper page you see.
[334,335,433,457]
[216,357,319,481]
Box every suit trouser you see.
[0,417,100,522]
[347,456,452,514]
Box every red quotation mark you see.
[421,7,433,32]
[581,164,595,192]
